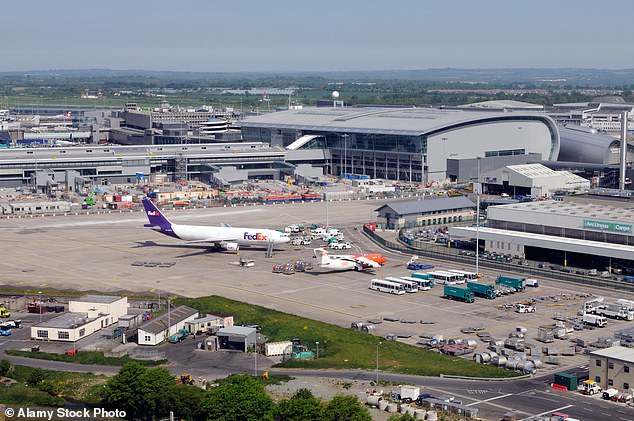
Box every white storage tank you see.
[400,404,410,414]
[425,410,438,421]
[414,409,426,420]
[386,403,398,413]
[378,400,389,411]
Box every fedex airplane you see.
[313,248,386,271]
[142,198,290,251]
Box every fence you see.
[362,225,634,293]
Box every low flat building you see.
[375,196,476,229]
[480,163,590,196]
[32,312,110,343]
[589,346,634,392]
[136,305,199,346]
[186,313,234,334]
[31,295,127,342]
[69,295,128,324]
[216,326,257,352]
[450,198,634,271]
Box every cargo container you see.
[496,276,525,292]
[553,372,577,391]
[466,281,496,299]
[443,285,475,303]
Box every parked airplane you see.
[313,248,386,271]
[142,198,290,251]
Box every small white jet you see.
[142,198,290,251]
[313,248,384,271]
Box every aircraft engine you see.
[223,242,239,251]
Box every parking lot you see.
[1,198,633,378]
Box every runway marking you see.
[521,404,573,420]
[466,393,512,406]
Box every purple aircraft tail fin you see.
[142,198,176,237]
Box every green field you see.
[176,295,519,379]
[5,350,166,367]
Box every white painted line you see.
[521,404,573,420]
[466,393,512,406]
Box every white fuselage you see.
[170,223,290,246]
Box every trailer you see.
[443,285,475,303]
[595,304,634,321]
[496,275,526,292]
[466,281,496,299]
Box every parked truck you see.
[466,281,496,299]
[496,275,526,292]
[582,313,607,327]
[595,304,634,321]
[443,285,475,303]
[169,328,188,343]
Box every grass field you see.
[4,365,108,406]
[5,350,166,367]
[176,295,519,379]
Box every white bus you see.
[385,276,419,293]
[447,269,478,280]
[369,279,406,295]
[428,271,461,285]
[400,276,432,291]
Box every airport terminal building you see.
[239,106,560,183]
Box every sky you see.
[3,0,634,72]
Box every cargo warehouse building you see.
[449,197,634,272]
[375,196,476,230]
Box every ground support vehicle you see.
[582,313,607,327]
[396,385,420,403]
[595,304,634,321]
[443,285,475,303]
[0,306,10,318]
[515,304,536,313]
[578,380,602,395]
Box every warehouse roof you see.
[590,346,634,363]
[37,312,96,329]
[137,305,198,335]
[217,326,257,337]
[494,200,634,224]
[375,196,476,216]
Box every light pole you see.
[156,281,161,310]
[38,290,42,322]
[254,344,258,376]
[315,341,319,360]
[475,157,481,277]
[375,341,382,385]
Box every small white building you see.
[136,306,199,346]
[186,313,234,334]
[69,295,128,323]
[31,295,127,342]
